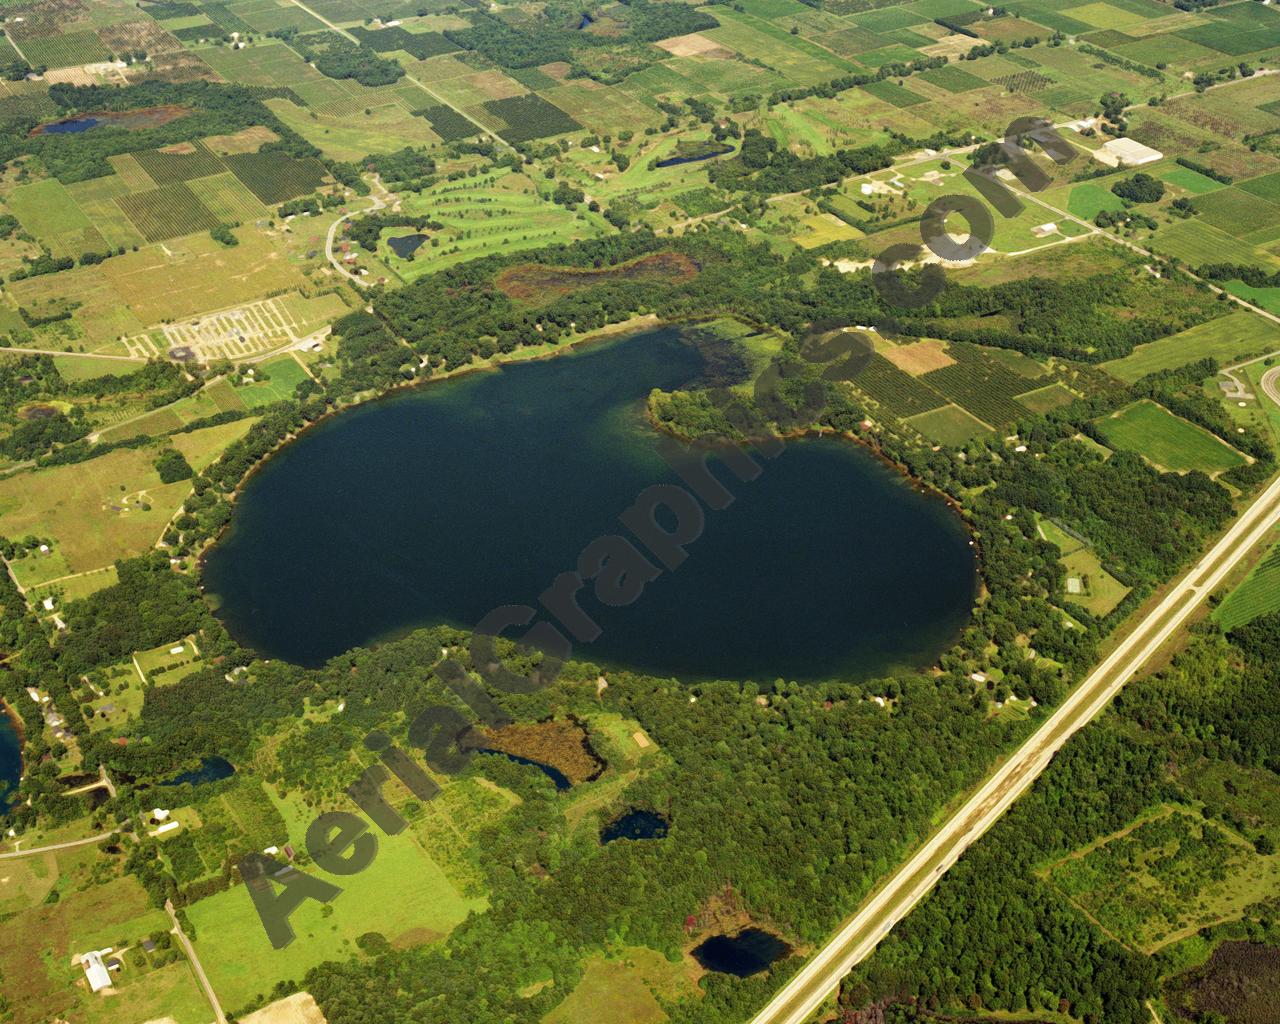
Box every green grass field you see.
[188,788,486,1012]
[1096,400,1246,476]
[904,403,993,445]
[1102,311,1280,383]
[1066,182,1127,220]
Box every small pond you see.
[692,927,791,977]
[42,117,101,134]
[601,808,669,843]
[162,756,236,787]
[387,233,429,260]
[477,750,572,790]
[656,144,735,168]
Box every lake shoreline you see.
[0,698,25,803]
[195,313,667,580]
[198,317,979,677]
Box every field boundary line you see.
[280,0,509,150]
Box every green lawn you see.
[1066,182,1126,220]
[235,355,311,409]
[1095,400,1246,476]
[1102,311,1280,383]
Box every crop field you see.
[1016,382,1079,414]
[132,142,226,184]
[862,79,927,107]
[483,94,583,144]
[417,103,479,141]
[1239,171,1280,205]
[222,151,330,204]
[188,788,487,1012]
[1214,540,1280,631]
[268,98,438,160]
[1046,808,1280,951]
[186,171,271,222]
[1177,1,1280,55]
[540,80,663,135]
[1158,165,1227,196]
[1096,400,1246,476]
[1153,219,1273,271]
[1192,187,1280,239]
[917,64,988,92]
[116,181,222,243]
[850,353,950,418]
[1102,312,1280,383]
[350,24,458,58]
[19,29,111,68]
[5,179,93,244]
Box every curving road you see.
[1260,365,1280,409]
[750,468,1280,1024]
[0,830,118,860]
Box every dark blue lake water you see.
[387,233,428,259]
[0,707,21,813]
[43,117,101,134]
[479,750,572,790]
[162,756,236,787]
[692,928,791,977]
[601,808,668,843]
[202,326,976,681]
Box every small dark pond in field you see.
[387,233,429,259]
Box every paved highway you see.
[750,468,1280,1024]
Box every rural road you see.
[1261,366,1280,409]
[749,467,1280,1024]
[282,0,506,150]
[167,898,228,1024]
[324,179,389,287]
[0,830,118,859]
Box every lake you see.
[202,326,976,681]
[0,706,20,812]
